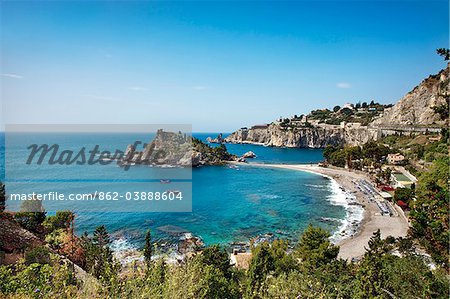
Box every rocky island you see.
[119,129,239,168]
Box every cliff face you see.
[225,124,378,148]
[121,129,192,167]
[371,64,449,126]
[226,64,448,148]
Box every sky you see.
[1,0,448,132]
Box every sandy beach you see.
[234,162,410,260]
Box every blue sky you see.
[1,1,448,132]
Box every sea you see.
[0,132,363,252]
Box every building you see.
[391,172,415,189]
[387,153,405,164]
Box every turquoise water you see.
[0,132,350,248]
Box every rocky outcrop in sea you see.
[120,129,193,167]
[120,130,238,168]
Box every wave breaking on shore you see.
[326,178,364,244]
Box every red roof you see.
[382,186,395,191]
[397,200,408,208]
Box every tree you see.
[0,182,5,212]
[361,102,368,108]
[83,225,118,282]
[436,48,450,60]
[295,224,339,269]
[393,188,414,205]
[323,145,338,161]
[200,245,232,279]
[143,229,152,266]
[355,230,389,298]
[355,102,361,109]
[43,211,74,233]
[333,105,341,112]
[340,107,353,116]
[93,225,110,248]
[329,149,347,167]
[362,141,389,163]
[247,242,275,297]
[345,145,362,161]
[270,239,297,275]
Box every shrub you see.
[43,211,74,233]
[24,246,51,265]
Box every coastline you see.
[109,161,410,263]
[232,162,410,260]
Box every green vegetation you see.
[436,47,450,60]
[192,137,235,163]
[324,129,449,272]
[144,229,152,266]
[410,155,449,270]
[393,187,414,205]
[0,259,78,298]
[323,141,390,170]
[305,101,390,126]
[24,246,51,266]
[1,221,449,298]
[43,211,74,233]
[81,225,119,283]
[1,120,449,297]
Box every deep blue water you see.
[0,132,350,248]
[195,133,325,164]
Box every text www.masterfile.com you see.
[8,191,184,201]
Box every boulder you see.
[242,151,256,158]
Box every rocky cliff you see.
[225,123,378,148]
[371,63,449,126]
[121,129,192,167]
[226,64,449,148]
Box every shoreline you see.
[232,162,410,260]
[110,161,410,263]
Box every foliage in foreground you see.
[1,226,449,299]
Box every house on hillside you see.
[387,153,405,165]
